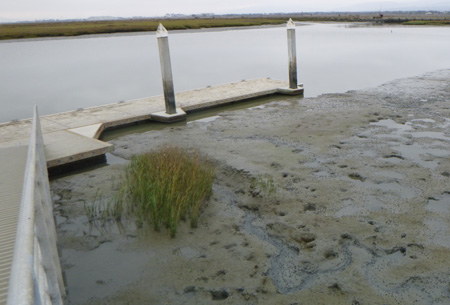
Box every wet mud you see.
[51,69,450,304]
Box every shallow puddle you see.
[335,199,366,218]
[344,176,416,200]
[411,131,450,141]
[63,238,151,304]
[188,115,221,124]
[106,153,129,165]
[370,119,413,132]
[390,142,446,170]
[424,218,450,248]
[373,170,405,180]
[427,194,450,214]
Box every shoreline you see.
[1,13,449,41]
[52,69,450,304]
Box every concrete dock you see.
[0,78,300,169]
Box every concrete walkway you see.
[0,78,297,168]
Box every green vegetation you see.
[84,190,123,225]
[0,18,287,40]
[123,146,215,237]
[85,146,215,237]
[2,16,448,40]
[250,174,277,197]
[402,20,450,26]
[84,146,216,237]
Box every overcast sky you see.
[2,0,449,22]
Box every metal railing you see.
[7,106,65,305]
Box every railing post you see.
[287,18,298,89]
[156,23,177,115]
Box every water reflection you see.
[1,23,450,123]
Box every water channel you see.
[1,22,450,123]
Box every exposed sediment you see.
[52,69,450,305]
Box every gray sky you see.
[2,0,449,22]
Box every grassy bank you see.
[1,16,448,41]
[402,20,450,26]
[0,18,287,40]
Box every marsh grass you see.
[0,18,287,40]
[2,16,447,40]
[84,190,123,225]
[121,145,215,237]
[84,146,214,237]
[402,20,450,26]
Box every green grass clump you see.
[123,145,215,237]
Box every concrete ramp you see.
[0,146,28,304]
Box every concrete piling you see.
[287,18,298,90]
[277,18,303,95]
[156,23,177,115]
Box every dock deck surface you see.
[0,78,290,168]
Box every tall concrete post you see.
[287,18,298,89]
[277,18,303,95]
[156,23,176,115]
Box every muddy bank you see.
[51,69,450,304]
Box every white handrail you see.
[7,106,65,305]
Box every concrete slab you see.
[151,108,186,123]
[69,123,104,139]
[0,138,29,149]
[39,117,69,133]
[41,110,106,129]
[116,96,165,115]
[278,85,305,95]
[177,78,287,111]
[44,130,113,168]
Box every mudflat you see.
[51,69,450,304]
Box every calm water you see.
[0,23,449,123]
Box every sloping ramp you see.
[0,146,28,305]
